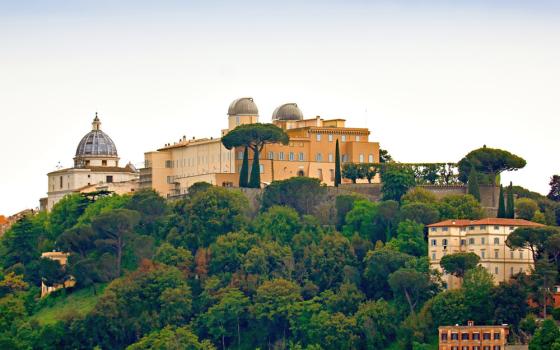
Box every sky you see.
[0,0,559,215]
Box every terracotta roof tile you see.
[427,218,545,228]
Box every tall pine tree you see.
[506,181,515,218]
[239,146,249,188]
[248,147,261,188]
[467,168,481,202]
[497,185,506,218]
[335,139,342,187]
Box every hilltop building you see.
[43,114,138,211]
[141,97,380,197]
[438,321,509,350]
[428,218,543,289]
[40,251,76,297]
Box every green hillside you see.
[31,285,106,325]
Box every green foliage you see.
[153,243,193,275]
[364,248,414,299]
[437,194,484,220]
[335,140,341,187]
[462,266,495,324]
[516,197,539,220]
[239,146,249,188]
[342,200,378,241]
[386,220,427,257]
[209,231,257,274]
[399,202,440,225]
[498,185,506,218]
[439,252,480,278]
[49,194,91,239]
[401,188,438,205]
[262,177,327,215]
[548,175,560,201]
[335,194,365,230]
[221,123,289,151]
[249,147,261,188]
[78,194,130,225]
[492,281,527,329]
[127,326,216,350]
[507,182,515,218]
[467,167,481,202]
[342,163,363,183]
[254,206,301,243]
[355,299,397,349]
[1,217,41,270]
[388,268,432,314]
[529,319,560,350]
[506,226,560,262]
[458,146,526,184]
[381,165,416,202]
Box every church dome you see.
[272,103,303,121]
[228,97,259,116]
[75,114,118,158]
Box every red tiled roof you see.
[427,218,545,228]
[0,216,7,225]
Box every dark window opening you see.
[106,175,113,183]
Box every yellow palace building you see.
[141,97,380,197]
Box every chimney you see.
[467,321,474,326]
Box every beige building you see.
[141,97,380,198]
[428,218,544,289]
[44,114,138,210]
[438,321,509,350]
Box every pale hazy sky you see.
[1,0,559,215]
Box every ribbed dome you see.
[272,103,303,121]
[75,115,118,158]
[228,97,259,116]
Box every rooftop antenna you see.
[55,161,63,170]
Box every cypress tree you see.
[467,167,481,202]
[248,147,261,188]
[335,139,342,187]
[239,146,249,188]
[497,185,506,218]
[507,181,515,218]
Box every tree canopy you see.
[458,146,526,184]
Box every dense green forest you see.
[1,173,560,349]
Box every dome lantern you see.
[74,114,119,167]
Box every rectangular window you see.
[368,154,374,162]
[494,225,500,230]
[260,164,264,174]
[462,346,469,350]
[279,152,285,160]
[481,237,486,245]
[473,347,480,350]
[469,238,475,245]
[519,251,523,259]
[461,333,469,340]
[341,135,347,142]
[481,250,486,258]
[451,333,458,340]
[442,227,449,232]
[493,347,501,350]
[431,227,437,232]
[328,134,333,142]
[431,239,437,246]
[494,333,500,340]
[461,239,466,246]
[472,333,480,340]
[342,154,348,162]
[102,160,107,166]
[316,153,323,161]
[495,267,499,274]
[494,237,500,245]
[328,153,333,162]
[289,152,294,161]
[330,169,335,181]
[510,251,514,259]
[106,175,113,183]
[356,135,360,142]
[316,133,322,141]
[165,160,173,168]
[238,152,243,160]
[59,176,63,189]
[317,169,323,180]
[494,250,499,258]
[299,152,304,161]
[359,154,364,163]
[510,266,514,275]
[441,333,448,341]
[483,333,491,340]
[469,226,475,230]
[432,252,436,260]
[268,152,274,160]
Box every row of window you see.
[442,331,501,341]
[446,347,501,350]
[431,237,504,247]
[431,226,516,232]
[432,248,525,263]
[165,154,232,169]
[315,134,362,142]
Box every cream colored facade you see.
[44,115,138,211]
[141,98,380,198]
[428,218,543,289]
